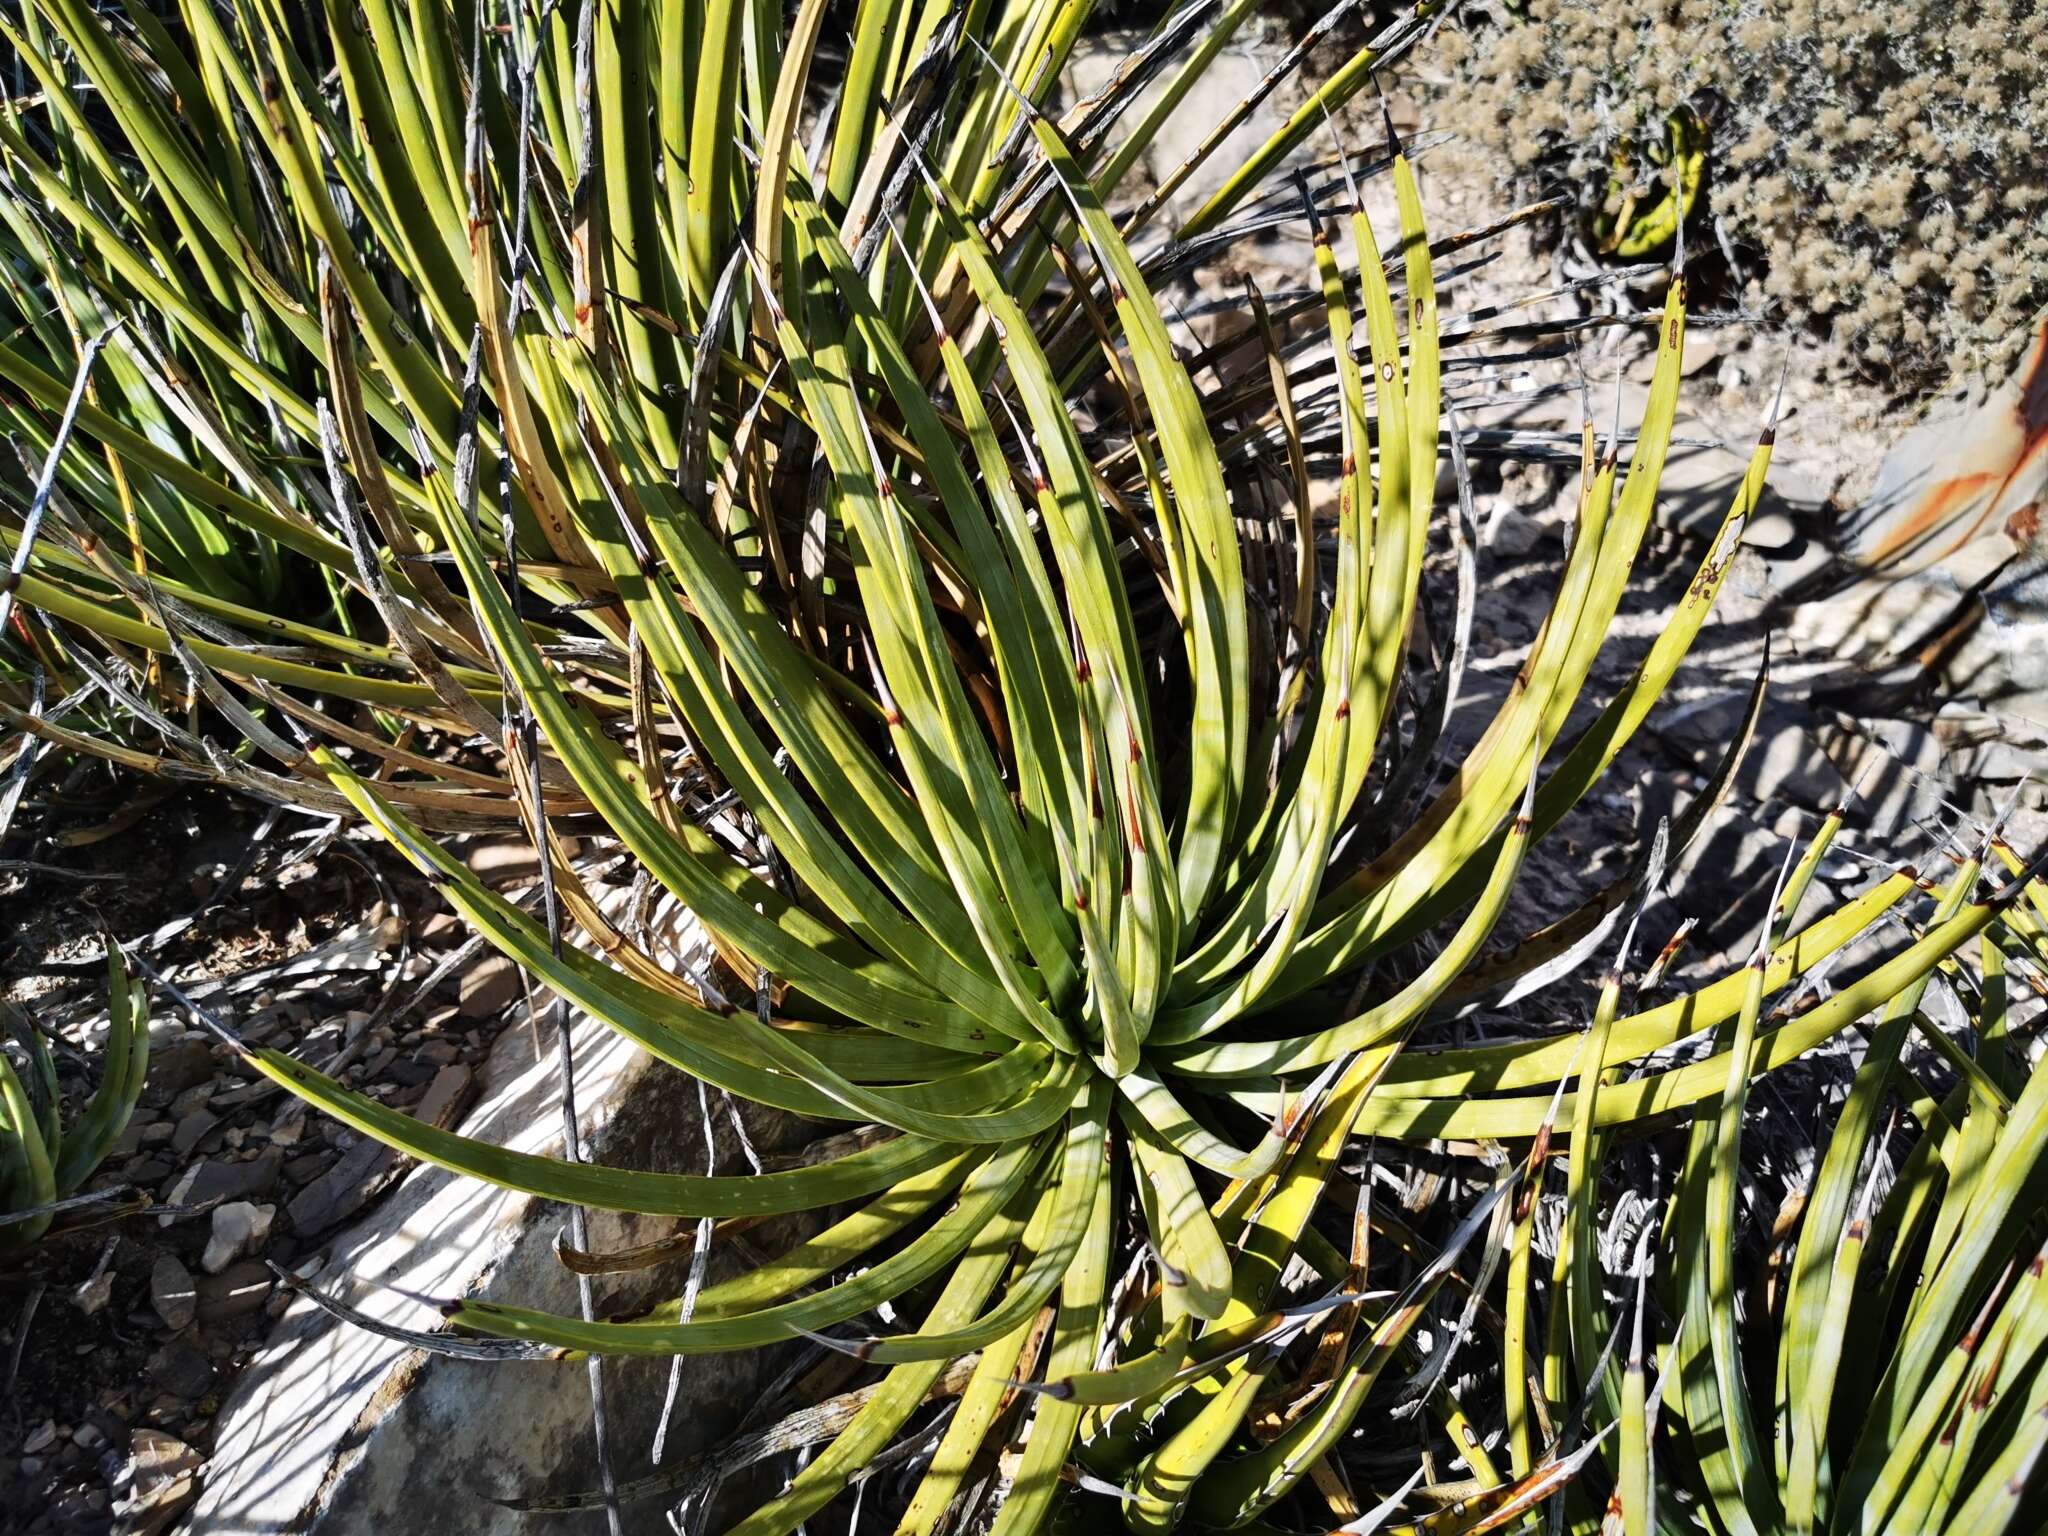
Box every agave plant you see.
[1511,825,2048,1536]
[1594,106,1705,259]
[0,0,2038,1530]
[1,946,149,1255]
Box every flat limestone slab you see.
[190,1011,805,1535]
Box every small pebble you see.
[152,1254,198,1332]
[70,1271,115,1317]
[201,1201,275,1274]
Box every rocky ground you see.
[5,14,2043,1535]
[0,807,559,1534]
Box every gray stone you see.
[170,1110,221,1157]
[151,1255,197,1332]
[123,1155,175,1186]
[142,1040,214,1106]
[285,1138,398,1237]
[283,1151,335,1187]
[146,1343,213,1399]
[195,1262,274,1324]
[191,1009,812,1536]
[160,1150,281,1216]
[268,1102,306,1148]
[201,1201,274,1274]
[415,1064,476,1128]
[167,1083,215,1119]
[113,1429,202,1536]
[70,1269,115,1317]
[382,1058,437,1088]
[456,955,522,1021]
[414,911,463,949]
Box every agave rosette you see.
[0,0,2041,1530]
[1,946,149,1255]
[1516,830,2048,1536]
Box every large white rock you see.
[189,1006,809,1535]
